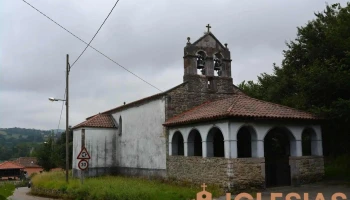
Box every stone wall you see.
[166,78,239,120]
[289,156,325,184]
[167,156,265,193]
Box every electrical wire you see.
[22,0,162,92]
[21,0,164,132]
[70,0,121,69]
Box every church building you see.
[72,25,325,191]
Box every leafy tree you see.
[238,2,350,156]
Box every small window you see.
[119,116,122,136]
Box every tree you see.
[35,137,57,171]
[33,129,73,171]
[238,2,350,156]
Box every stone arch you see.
[302,127,318,156]
[213,52,224,77]
[187,129,202,156]
[196,50,207,75]
[206,126,225,157]
[264,126,295,187]
[237,125,257,158]
[171,131,184,156]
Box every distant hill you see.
[0,127,65,161]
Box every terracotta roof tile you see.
[164,94,321,126]
[73,114,117,129]
[0,161,24,169]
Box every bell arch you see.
[196,50,206,75]
[206,127,225,157]
[187,129,202,156]
[171,131,184,156]
[213,52,223,77]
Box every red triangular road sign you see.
[77,147,91,159]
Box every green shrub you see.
[324,155,350,181]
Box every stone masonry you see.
[290,156,325,185]
[167,156,265,193]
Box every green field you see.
[0,183,15,200]
[31,171,223,200]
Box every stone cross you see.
[206,24,211,32]
[201,183,207,191]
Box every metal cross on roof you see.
[206,24,211,32]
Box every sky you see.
[0,0,348,130]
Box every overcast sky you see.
[0,0,348,130]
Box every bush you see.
[324,155,350,181]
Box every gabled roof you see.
[163,94,321,126]
[0,161,24,170]
[73,113,117,129]
[14,157,41,168]
[192,32,226,49]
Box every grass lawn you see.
[31,171,223,200]
[0,183,15,200]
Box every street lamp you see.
[48,54,70,184]
[48,97,66,102]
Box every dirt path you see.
[8,187,60,200]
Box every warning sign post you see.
[77,147,90,184]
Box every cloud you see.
[0,0,348,129]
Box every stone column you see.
[224,140,230,158]
[312,130,323,156]
[253,140,264,157]
[184,142,188,156]
[290,140,302,156]
[169,142,172,156]
[202,141,208,158]
[229,140,237,158]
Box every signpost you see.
[77,147,90,184]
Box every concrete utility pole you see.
[66,54,70,183]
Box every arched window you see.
[207,127,225,157]
[171,131,184,156]
[118,116,122,136]
[237,127,252,158]
[302,128,317,156]
[213,53,223,76]
[188,129,202,156]
[196,51,206,75]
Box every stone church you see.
[72,25,325,191]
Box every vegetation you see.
[32,129,73,171]
[31,171,223,200]
[0,127,62,162]
[0,183,15,200]
[238,2,350,176]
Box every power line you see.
[70,0,121,69]
[22,0,162,92]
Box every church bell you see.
[214,59,221,71]
[197,56,205,69]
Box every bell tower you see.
[183,24,233,93]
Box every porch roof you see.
[163,94,321,126]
